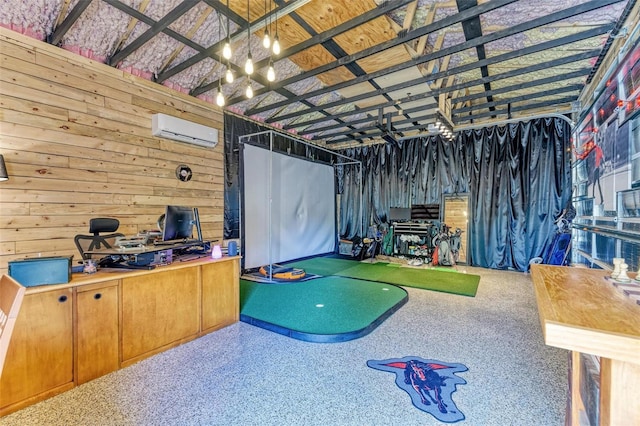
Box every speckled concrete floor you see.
[1,266,567,426]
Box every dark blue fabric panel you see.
[336,118,572,271]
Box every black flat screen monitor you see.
[390,207,412,222]
[162,205,195,241]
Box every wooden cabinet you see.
[201,259,239,332]
[121,266,200,366]
[0,288,73,410]
[75,280,119,385]
[0,257,239,416]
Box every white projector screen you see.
[243,143,336,269]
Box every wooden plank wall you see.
[0,27,224,273]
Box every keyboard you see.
[179,253,207,262]
[153,238,200,246]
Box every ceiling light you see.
[223,42,232,60]
[216,12,225,108]
[245,51,254,75]
[262,0,271,49]
[272,10,280,55]
[246,80,254,98]
[223,0,232,60]
[225,67,234,83]
[262,31,271,49]
[244,0,253,75]
[267,61,275,82]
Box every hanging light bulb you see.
[262,0,270,49]
[245,51,254,75]
[216,13,225,108]
[246,80,254,98]
[223,0,232,59]
[244,0,253,75]
[223,41,232,60]
[262,31,271,49]
[262,0,271,50]
[225,67,234,83]
[267,61,275,82]
[272,10,280,55]
[216,89,225,107]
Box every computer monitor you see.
[389,207,412,222]
[193,207,203,241]
[162,205,195,241]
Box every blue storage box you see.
[8,256,73,287]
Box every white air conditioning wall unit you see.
[151,113,218,148]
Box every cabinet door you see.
[201,259,239,332]
[0,288,73,409]
[76,281,119,385]
[121,267,199,363]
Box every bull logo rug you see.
[367,356,468,423]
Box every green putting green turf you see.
[279,257,360,276]
[329,262,392,281]
[240,276,407,342]
[285,257,480,297]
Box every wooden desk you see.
[0,256,240,416]
[530,264,640,426]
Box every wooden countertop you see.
[24,255,241,295]
[530,264,640,364]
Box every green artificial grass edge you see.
[285,257,480,297]
[240,276,407,335]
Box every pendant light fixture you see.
[216,12,225,107]
[222,39,232,60]
[272,8,280,55]
[244,52,254,75]
[267,59,275,82]
[225,66,234,83]
[246,79,254,98]
[216,87,225,107]
[262,0,271,49]
[244,0,254,76]
[222,0,232,60]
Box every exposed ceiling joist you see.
[4,0,635,148]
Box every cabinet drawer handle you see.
[94,293,102,300]
[58,295,68,303]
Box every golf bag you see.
[449,228,463,263]
[432,224,454,266]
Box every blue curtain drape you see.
[336,117,572,271]
[337,137,471,234]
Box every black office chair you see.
[74,218,124,260]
